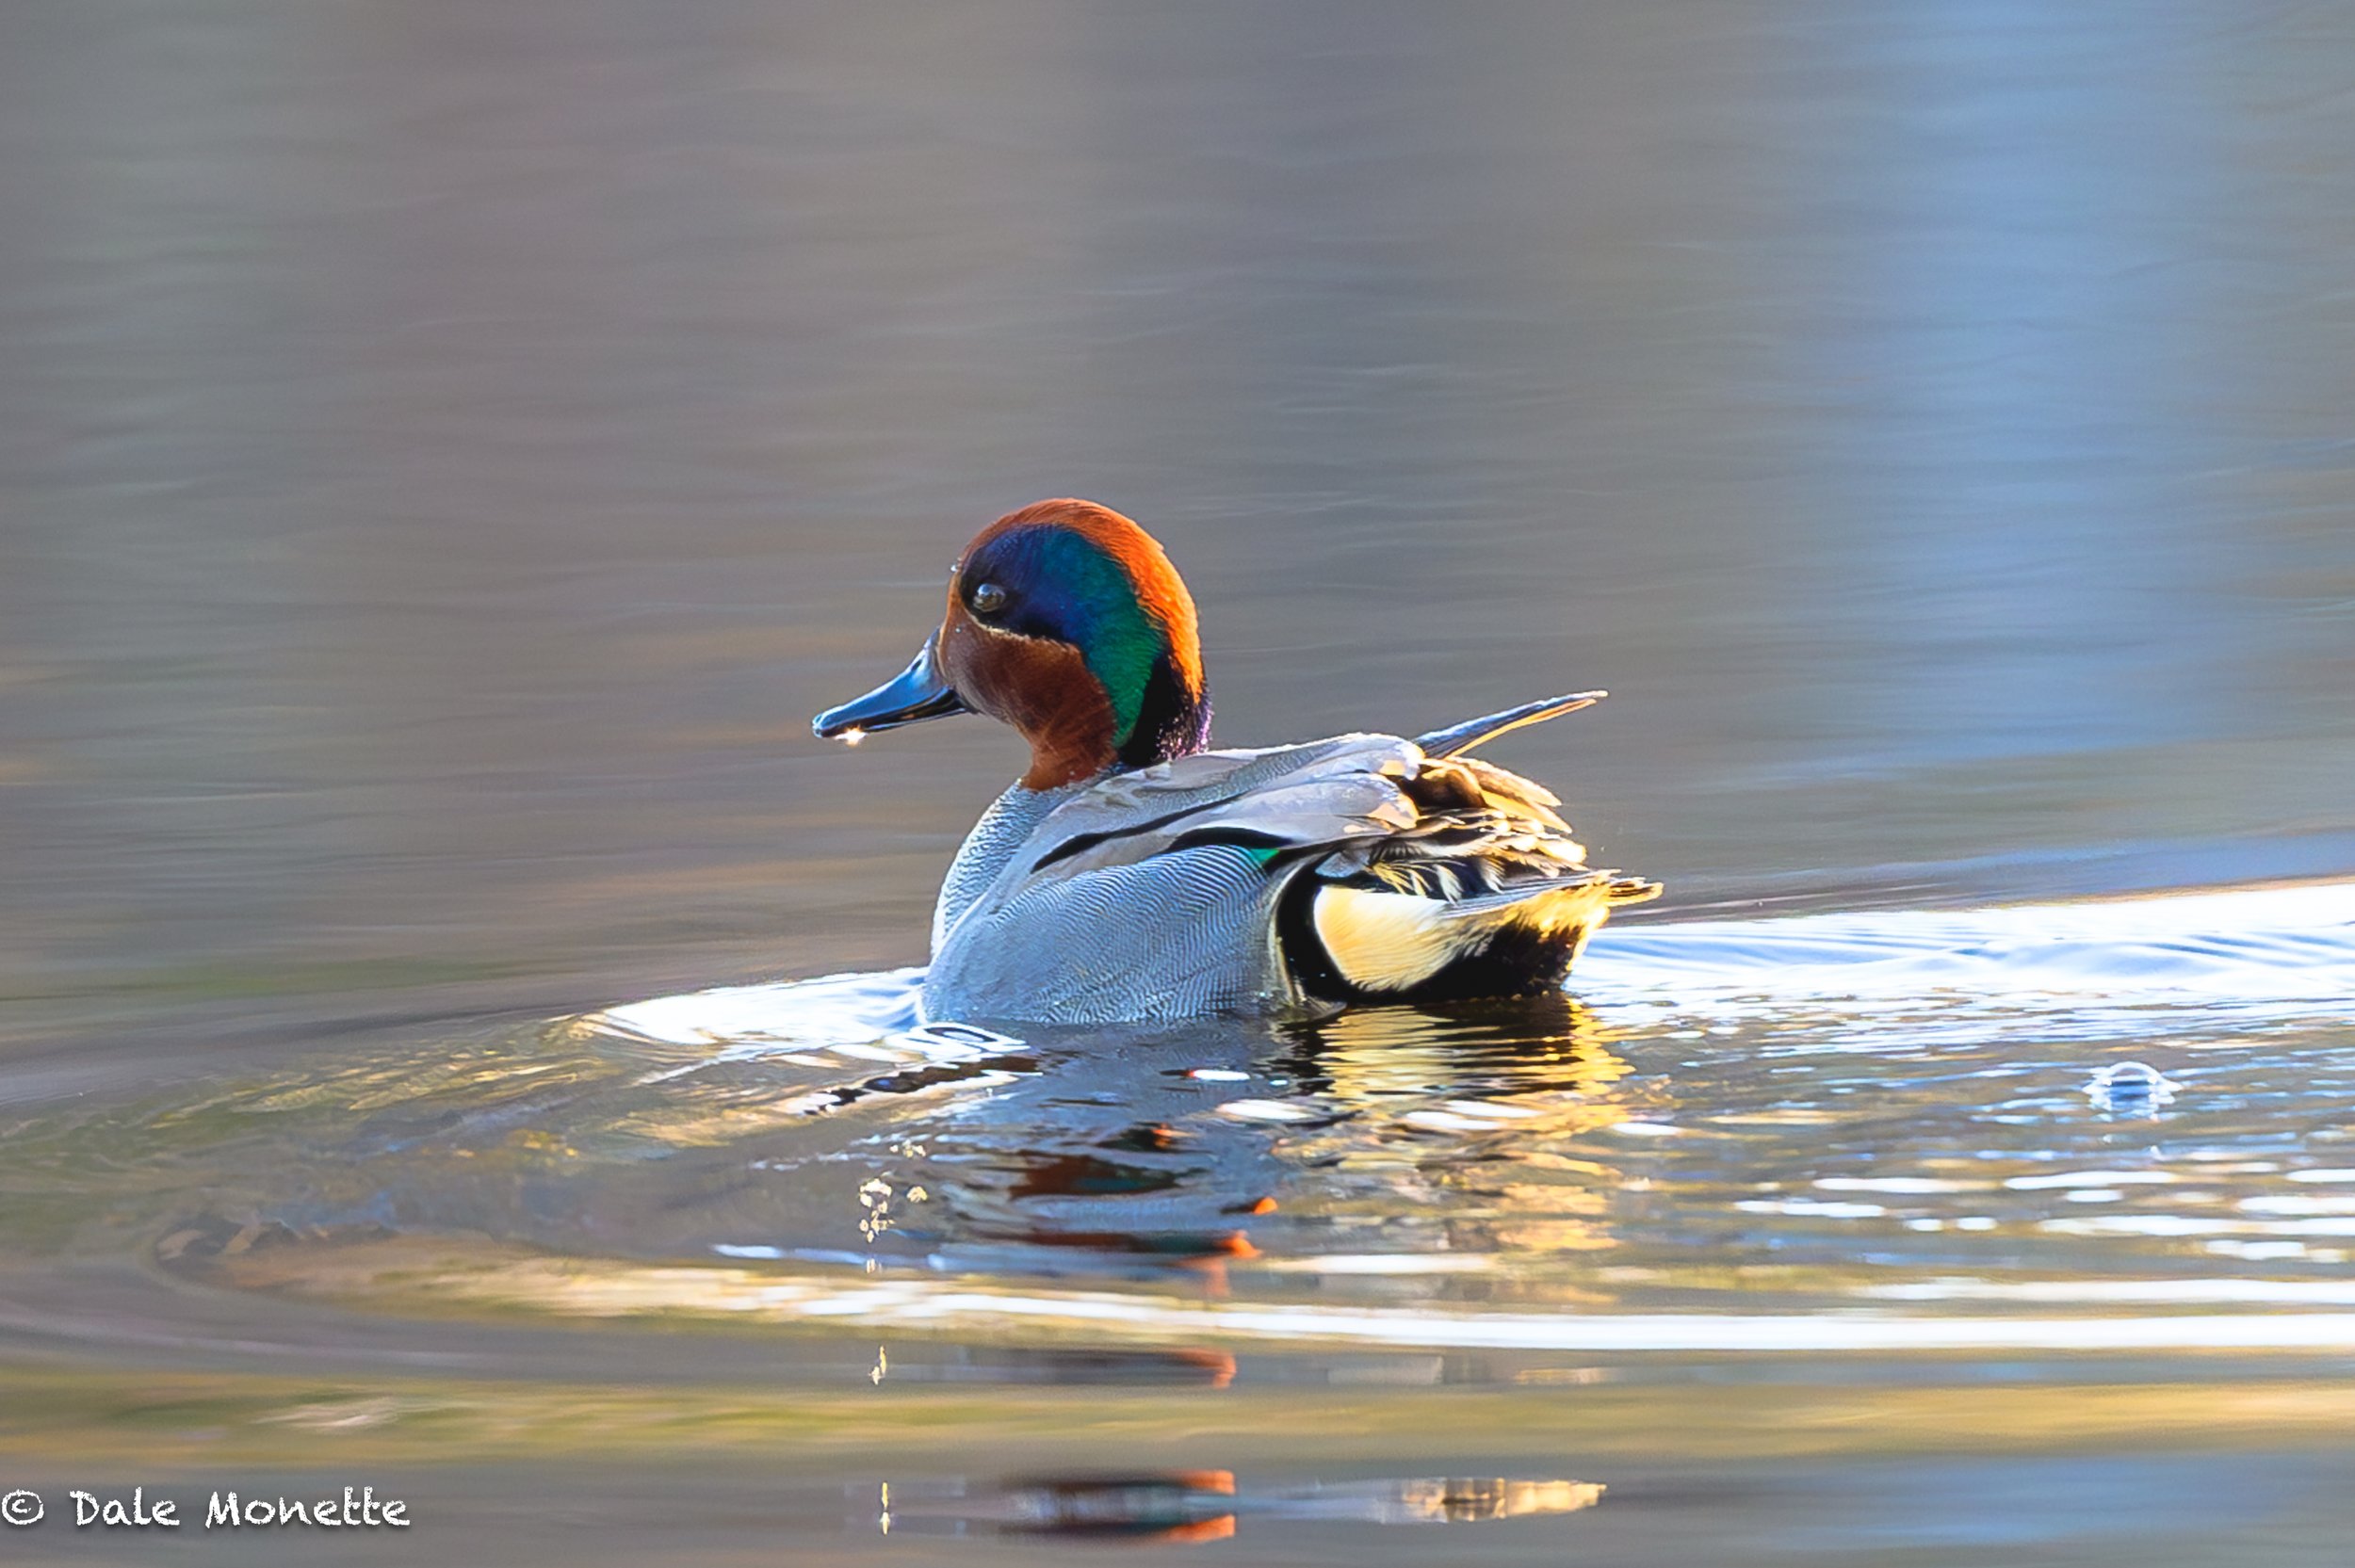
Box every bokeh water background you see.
[7,3,2355,1562]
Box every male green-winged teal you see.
[814,499,1659,1024]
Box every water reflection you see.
[991,1469,1603,1542]
[0,881,2316,1362]
[1003,1470,1241,1544]
[900,996,1648,1280]
[1282,995,1633,1106]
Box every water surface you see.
[6,2,2355,1562]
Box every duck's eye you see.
[969,581,1008,617]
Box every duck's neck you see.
[932,779,1087,954]
[1111,646,1212,771]
[1014,645,1211,790]
[932,671,1210,952]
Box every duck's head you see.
[813,499,1212,790]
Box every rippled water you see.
[8,1,2355,1562]
[17,882,2355,1343]
[6,886,2355,1560]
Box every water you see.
[6,2,2355,1562]
[9,889,2355,1561]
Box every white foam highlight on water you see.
[1577,881,2355,1007]
[499,1265,2355,1354]
[593,966,924,1047]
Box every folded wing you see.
[988,698,1658,1006]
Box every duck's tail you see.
[1295,871,1661,1005]
[1413,690,1608,760]
[1257,688,1655,1005]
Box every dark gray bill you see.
[812,636,971,739]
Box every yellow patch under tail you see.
[1310,878,1653,995]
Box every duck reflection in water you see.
[986,1469,1604,1542]
[885,994,1648,1283]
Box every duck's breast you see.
[930,783,1079,954]
[924,841,1300,1024]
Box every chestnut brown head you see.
[814,499,1211,789]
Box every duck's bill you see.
[812,636,971,741]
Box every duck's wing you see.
[928,736,1428,1019]
[1016,734,1425,879]
[1019,719,1641,888]
[936,718,1657,1015]
[1028,723,1651,909]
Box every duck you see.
[813,498,1659,1024]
